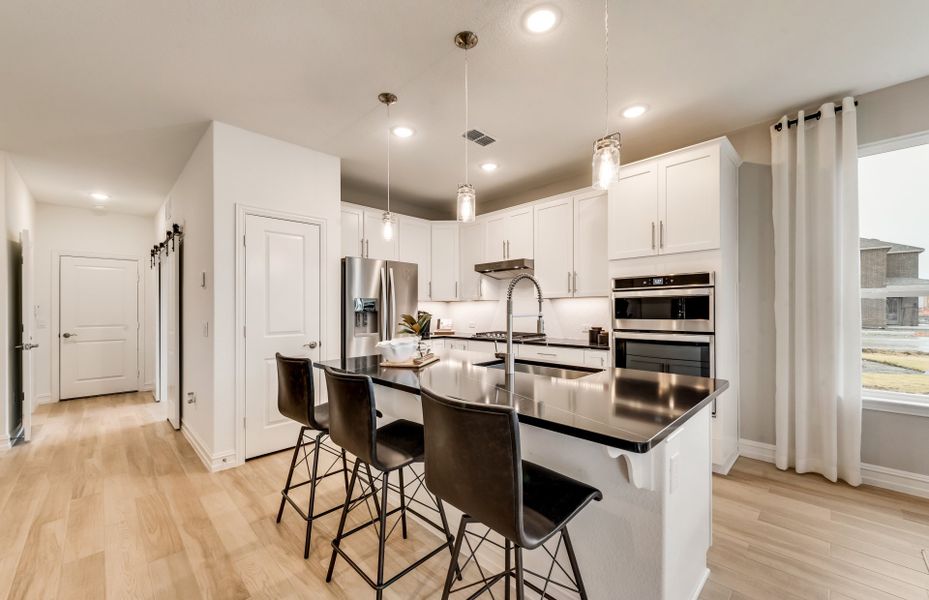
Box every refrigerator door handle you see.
[388,267,397,341]
[379,267,388,341]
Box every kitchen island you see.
[315,349,728,600]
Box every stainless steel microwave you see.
[612,272,715,333]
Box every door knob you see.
[303,341,319,349]
[62,332,77,339]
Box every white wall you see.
[158,125,215,453]
[33,202,157,402]
[420,295,610,340]
[211,122,340,458]
[0,154,37,441]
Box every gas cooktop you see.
[473,331,546,342]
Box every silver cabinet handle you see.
[659,221,664,249]
[479,279,483,298]
[502,240,506,259]
[651,222,656,250]
[429,281,432,299]
[573,271,578,294]
[303,341,318,349]
[62,332,77,338]
[538,352,557,357]
[455,281,459,298]
[361,238,365,256]
[506,240,511,258]
[568,271,572,292]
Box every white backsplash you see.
[419,294,610,340]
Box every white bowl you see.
[376,337,420,362]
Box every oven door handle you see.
[612,287,713,298]
[613,331,714,344]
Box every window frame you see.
[858,130,929,416]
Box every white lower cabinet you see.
[447,339,468,351]
[517,344,585,366]
[583,350,610,369]
[425,338,446,352]
[466,340,496,354]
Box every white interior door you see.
[159,251,181,429]
[59,256,139,399]
[245,214,322,459]
[20,230,35,441]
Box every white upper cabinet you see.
[658,144,720,254]
[363,209,398,260]
[341,205,365,257]
[398,215,431,301]
[609,139,730,260]
[533,196,574,298]
[430,221,459,301]
[484,207,533,260]
[459,220,495,301]
[608,160,659,260]
[572,190,609,296]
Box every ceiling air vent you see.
[462,129,496,147]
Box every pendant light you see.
[592,0,621,190]
[378,92,397,240]
[455,31,478,223]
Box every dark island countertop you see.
[315,349,727,453]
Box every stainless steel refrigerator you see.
[341,257,418,359]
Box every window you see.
[858,139,929,411]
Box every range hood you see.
[474,258,534,280]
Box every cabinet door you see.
[341,206,364,257]
[467,340,497,354]
[363,210,399,260]
[533,197,574,298]
[430,222,459,301]
[608,160,659,260]
[484,215,507,261]
[459,220,486,300]
[658,145,720,254]
[505,207,534,259]
[398,216,431,301]
[573,190,609,297]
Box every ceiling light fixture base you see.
[454,31,479,50]
[378,92,397,105]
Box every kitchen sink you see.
[473,358,601,380]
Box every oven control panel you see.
[613,272,713,290]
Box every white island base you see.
[322,382,714,600]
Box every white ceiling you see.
[2,0,929,216]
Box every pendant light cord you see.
[386,102,391,213]
[464,49,469,185]
[604,0,609,137]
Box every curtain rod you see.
[773,100,859,132]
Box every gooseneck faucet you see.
[495,273,545,377]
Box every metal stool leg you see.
[375,470,390,600]
[441,517,468,600]
[326,461,359,582]
[562,528,589,600]
[435,498,462,581]
[515,546,525,600]
[341,449,350,492]
[399,467,408,539]
[276,426,306,523]
[302,432,323,559]
[504,538,512,600]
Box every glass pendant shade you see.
[457,184,476,223]
[592,134,621,190]
[381,211,395,241]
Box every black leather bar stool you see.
[421,386,603,600]
[274,353,351,559]
[323,366,458,600]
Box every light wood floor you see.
[1,392,928,600]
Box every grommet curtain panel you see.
[770,97,862,486]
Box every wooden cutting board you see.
[380,355,440,369]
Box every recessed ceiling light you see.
[622,105,648,119]
[391,126,415,138]
[524,6,560,33]
[90,191,110,201]
[480,162,498,173]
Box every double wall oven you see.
[612,273,716,411]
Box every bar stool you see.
[274,353,351,559]
[420,386,603,600]
[323,366,458,599]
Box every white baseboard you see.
[35,393,51,406]
[181,424,237,472]
[0,433,10,450]
[141,382,154,392]
[738,438,776,463]
[713,447,740,475]
[737,438,929,500]
[689,568,711,600]
[861,463,929,500]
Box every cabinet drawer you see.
[426,338,446,351]
[517,345,585,366]
[467,340,497,354]
[447,339,469,351]
[583,350,610,369]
